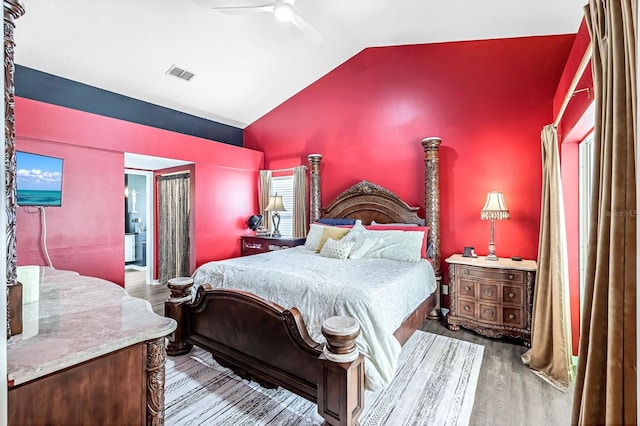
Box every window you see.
[270,175,294,238]
[579,132,595,315]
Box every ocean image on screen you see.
[16,151,63,207]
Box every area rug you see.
[165,331,484,425]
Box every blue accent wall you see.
[15,65,243,147]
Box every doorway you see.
[124,153,193,287]
[125,169,154,285]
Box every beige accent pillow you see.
[319,238,355,260]
[316,226,350,253]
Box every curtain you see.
[158,173,191,284]
[572,1,637,424]
[259,170,272,230]
[292,166,308,238]
[521,125,574,391]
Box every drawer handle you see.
[508,292,515,298]
[464,286,471,292]
[508,274,514,280]
[463,305,471,311]
[508,313,516,320]
[464,270,470,275]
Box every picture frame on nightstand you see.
[463,246,477,257]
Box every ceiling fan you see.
[212,0,323,44]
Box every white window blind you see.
[579,132,595,317]
[270,175,294,238]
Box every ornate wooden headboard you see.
[307,138,443,319]
[322,180,424,226]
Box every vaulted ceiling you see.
[14,0,585,129]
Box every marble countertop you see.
[7,267,176,386]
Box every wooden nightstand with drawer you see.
[445,254,536,346]
[240,235,306,256]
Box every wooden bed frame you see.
[165,138,443,426]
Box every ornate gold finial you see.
[422,137,441,160]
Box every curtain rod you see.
[160,170,190,177]
[264,166,307,173]
[553,43,593,128]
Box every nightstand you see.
[240,235,306,256]
[445,254,536,346]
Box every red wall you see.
[194,163,260,266]
[245,35,575,297]
[16,97,263,286]
[16,138,124,284]
[553,20,594,355]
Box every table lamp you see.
[480,191,510,261]
[265,194,286,238]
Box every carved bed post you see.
[422,137,442,320]
[308,154,322,224]
[164,277,194,356]
[4,0,25,338]
[317,316,364,426]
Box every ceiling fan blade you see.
[213,4,275,14]
[291,13,323,44]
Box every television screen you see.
[16,151,64,207]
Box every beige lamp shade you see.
[265,194,286,212]
[481,191,510,220]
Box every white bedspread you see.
[191,246,436,391]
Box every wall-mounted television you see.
[16,151,64,207]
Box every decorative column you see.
[308,154,322,224]
[422,137,442,320]
[5,0,25,338]
[146,337,168,426]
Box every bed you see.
[165,138,443,426]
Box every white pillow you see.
[360,230,424,262]
[342,220,366,251]
[348,232,379,259]
[370,220,419,227]
[319,237,355,260]
[305,223,326,251]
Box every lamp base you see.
[486,253,499,261]
[271,211,282,238]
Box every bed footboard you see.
[165,279,364,426]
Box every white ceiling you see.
[124,153,192,171]
[15,0,585,129]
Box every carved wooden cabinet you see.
[240,235,306,256]
[445,254,536,346]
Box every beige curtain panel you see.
[572,0,637,424]
[292,165,308,238]
[521,125,574,391]
[158,173,191,284]
[259,170,272,230]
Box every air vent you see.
[166,64,195,82]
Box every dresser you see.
[240,235,306,256]
[8,268,176,425]
[445,254,536,346]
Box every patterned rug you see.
[165,331,484,425]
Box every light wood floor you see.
[124,271,573,425]
[125,269,168,315]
